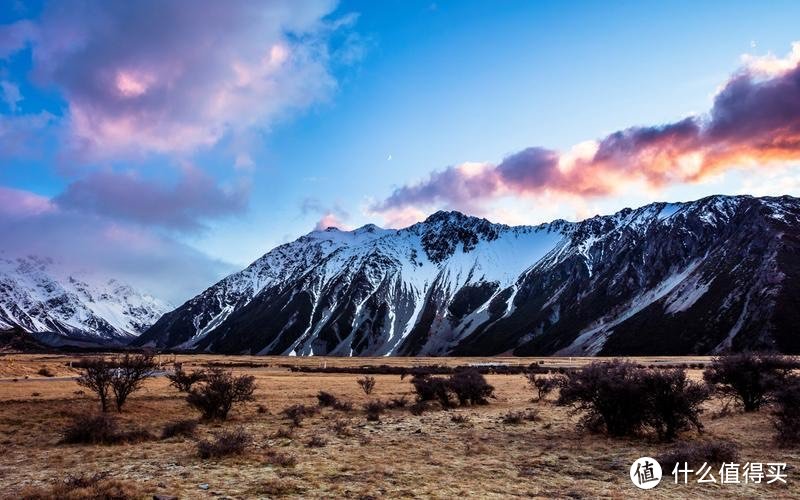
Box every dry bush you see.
[75,353,158,413]
[333,399,354,412]
[357,376,376,395]
[331,419,354,437]
[409,400,427,415]
[410,374,453,408]
[448,369,494,405]
[281,404,319,427]
[37,366,55,378]
[264,449,297,468]
[642,368,709,441]
[558,360,708,441]
[558,360,648,436]
[386,395,409,408]
[316,391,339,407]
[166,366,206,392]
[703,352,795,412]
[658,439,739,468]
[363,400,385,422]
[410,370,494,409]
[450,413,471,424]
[160,419,198,439]
[306,434,328,448]
[773,376,800,447]
[60,414,153,445]
[527,374,558,402]
[186,367,256,420]
[19,472,144,500]
[197,428,250,459]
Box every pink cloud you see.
[372,42,800,223]
[55,166,249,231]
[0,186,55,217]
[11,0,346,158]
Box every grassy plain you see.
[0,354,797,499]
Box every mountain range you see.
[0,255,170,346]
[131,194,800,356]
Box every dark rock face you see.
[135,195,800,356]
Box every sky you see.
[1,0,800,304]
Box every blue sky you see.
[1,0,799,302]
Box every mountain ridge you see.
[134,194,800,356]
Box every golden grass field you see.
[0,353,797,499]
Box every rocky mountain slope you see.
[134,195,800,356]
[0,256,170,345]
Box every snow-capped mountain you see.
[135,195,800,356]
[0,256,171,344]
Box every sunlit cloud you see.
[372,42,800,225]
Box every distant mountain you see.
[134,195,800,356]
[0,256,170,345]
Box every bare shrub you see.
[558,360,648,436]
[37,366,55,377]
[75,353,157,413]
[109,353,158,412]
[316,391,339,407]
[19,472,144,500]
[333,399,354,412]
[363,400,385,422]
[410,374,453,408]
[658,440,739,468]
[76,358,114,413]
[642,368,709,441]
[527,374,558,402]
[186,368,256,420]
[773,376,800,447]
[386,396,409,409]
[409,401,427,415]
[331,419,354,437]
[451,413,471,424]
[306,434,327,448]
[166,366,206,392]
[197,428,250,459]
[357,376,376,396]
[160,419,198,439]
[448,369,494,405]
[703,352,795,412]
[264,449,297,467]
[282,404,319,427]
[559,360,708,441]
[60,414,153,445]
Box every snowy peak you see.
[137,195,800,356]
[0,256,170,343]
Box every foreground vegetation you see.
[0,353,798,499]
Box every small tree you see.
[527,374,558,402]
[166,366,207,392]
[76,358,114,412]
[703,353,794,412]
[187,368,256,420]
[357,376,376,396]
[110,353,158,412]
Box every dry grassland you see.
[0,354,797,499]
